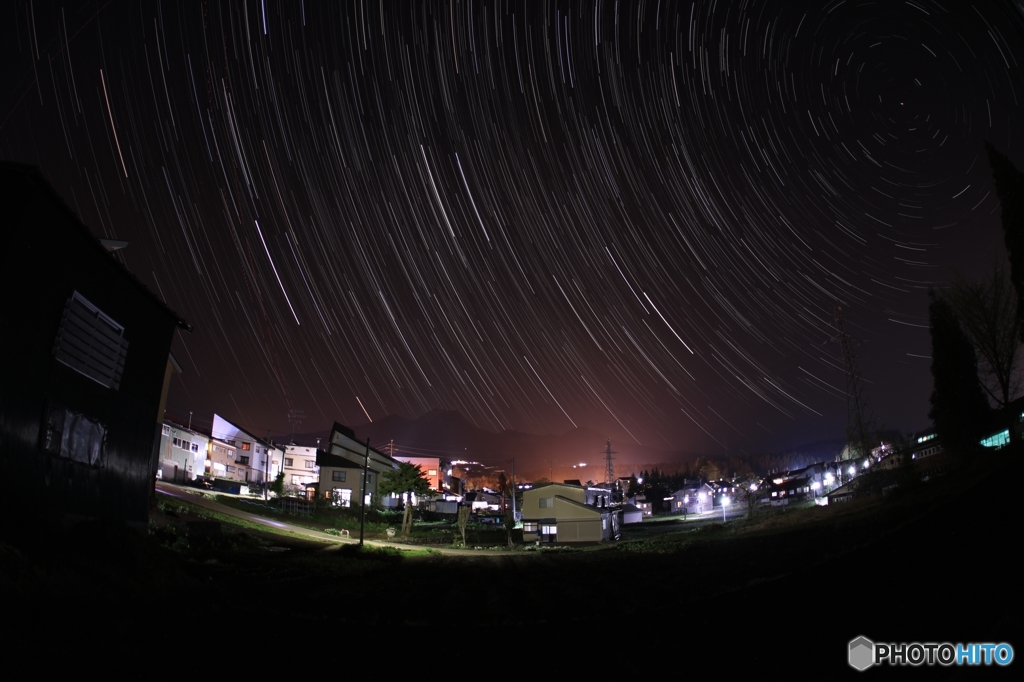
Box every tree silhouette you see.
[379,462,431,535]
[946,267,1022,444]
[928,291,991,455]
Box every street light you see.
[722,496,730,522]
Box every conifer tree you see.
[928,291,991,455]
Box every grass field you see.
[1,448,1018,673]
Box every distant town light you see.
[848,466,856,477]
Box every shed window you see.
[52,291,129,389]
[42,403,105,466]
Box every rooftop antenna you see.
[287,408,305,444]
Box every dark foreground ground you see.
[1,449,1018,675]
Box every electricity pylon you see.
[602,438,617,484]
[833,303,876,461]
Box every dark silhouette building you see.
[0,163,189,528]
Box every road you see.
[155,482,513,556]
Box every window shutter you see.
[53,291,128,389]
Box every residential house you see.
[0,163,189,528]
[465,489,501,511]
[667,481,716,514]
[628,494,654,517]
[316,450,365,507]
[157,417,209,483]
[761,462,842,504]
[521,482,617,544]
[208,439,246,482]
[709,480,739,507]
[283,444,320,491]
[764,475,814,505]
[620,503,644,525]
[210,413,282,484]
[393,455,442,491]
[318,422,399,505]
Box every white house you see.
[210,413,282,484]
[157,419,209,483]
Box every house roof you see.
[553,495,606,516]
[316,450,364,469]
[1,162,191,331]
[213,414,279,451]
[530,481,584,491]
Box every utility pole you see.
[359,438,370,547]
[511,457,516,518]
[264,446,269,502]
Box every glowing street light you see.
[722,496,730,522]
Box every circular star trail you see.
[3,1,1023,456]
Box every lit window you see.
[523,522,538,532]
[428,469,437,476]
[541,524,557,535]
[241,442,251,451]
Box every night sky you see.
[4,1,1024,457]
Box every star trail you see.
[3,1,1023,456]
